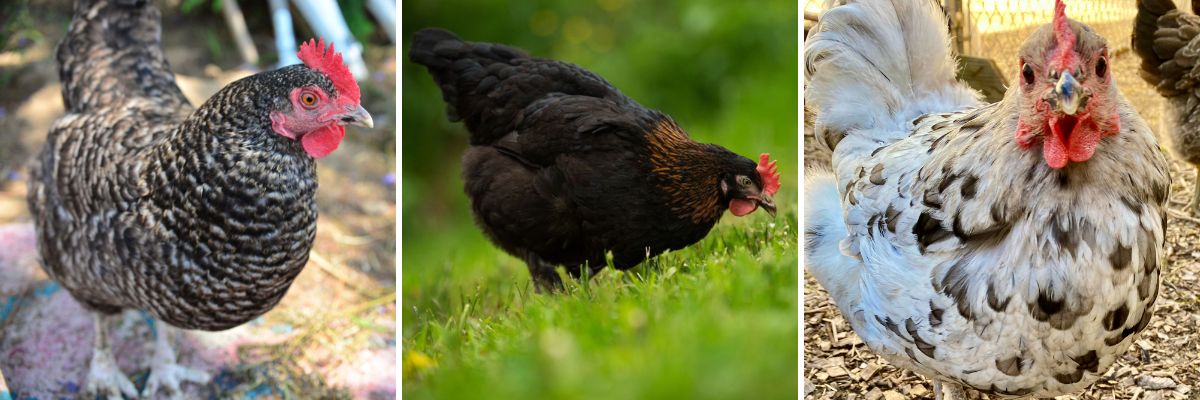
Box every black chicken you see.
[410,28,780,291]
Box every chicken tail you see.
[408,28,532,143]
[804,0,978,157]
[1132,0,1193,96]
[410,28,637,145]
[57,0,188,113]
[409,29,468,120]
[803,169,863,301]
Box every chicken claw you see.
[142,322,211,399]
[85,314,139,400]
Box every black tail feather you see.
[408,28,528,124]
[408,28,628,146]
[1133,0,1179,85]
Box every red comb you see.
[298,38,360,102]
[1050,0,1078,71]
[757,153,780,196]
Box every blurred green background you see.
[402,0,798,398]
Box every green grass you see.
[402,211,798,400]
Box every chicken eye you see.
[1095,57,1107,78]
[738,176,752,187]
[300,93,318,108]
[1021,63,1034,85]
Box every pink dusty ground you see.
[0,223,396,399]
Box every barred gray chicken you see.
[26,0,372,398]
[805,0,1169,398]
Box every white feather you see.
[803,169,861,304]
[805,0,979,162]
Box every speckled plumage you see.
[27,0,344,331]
[805,0,1169,397]
[409,28,776,290]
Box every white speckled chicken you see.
[804,0,1169,398]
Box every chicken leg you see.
[524,253,564,293]
[143,320,211,399]
[84,313,138,400]
[1192,166,1200,217]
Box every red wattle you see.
[1043,115,1105,169]
[1067,118,1102,163]
[1043,120,1069,169]
[729,199,758,216]
[301,125,345,158]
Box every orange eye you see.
[301,93,317,107]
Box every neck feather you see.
[646,119,731,223]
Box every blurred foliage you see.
[204,29,225,60]
[402,0,798,398]
[178,0,382,45]
[340,0,377,42]
[0,0,39,54]
[181,0,223,15]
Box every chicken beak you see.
[1054,70,1087,116]
[342,105,374,129]
[758,195,777,217]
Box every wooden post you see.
[945,0,965,56]
[221,0,259,65]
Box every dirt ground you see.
[0,1,396,399]
[803,15,1200,400]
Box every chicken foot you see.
[84,313,138,400]
[143,320,211,399]
[525,253,564,293]
[932,379,966,400]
